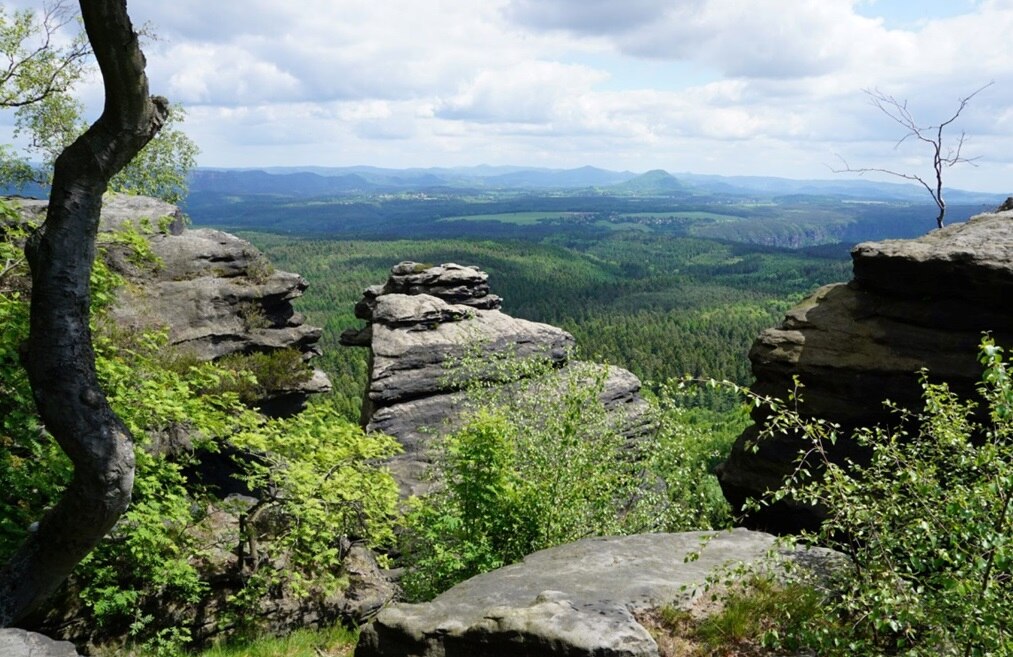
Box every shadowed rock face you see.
[355,529,841,657]
[14,194,331,416]
[719,211,1013,532]
[343,261,651,496]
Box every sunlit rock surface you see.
[343,261,651,495]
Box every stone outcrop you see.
[0,629,82,657]
[342,262,651,494]
[719,210,1013,532]
[13,194,331,415]
[356,529,841,657]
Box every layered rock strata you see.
[719,211,1013,532]
[342,262,651,494]
[356,528,841,657]
[14,194,331,415]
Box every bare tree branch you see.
[833,82,993,229]
[0,256,24,282]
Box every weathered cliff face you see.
[14,194,331,416]
[719,211,1013,532]
[342,261,652,495]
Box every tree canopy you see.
[0,1,197,204]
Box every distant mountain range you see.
[188,165,1005,204]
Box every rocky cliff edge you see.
[13,194,331,415]
[719,210,1013,532]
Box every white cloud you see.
[435,61,607,125]
[2,0,1012,190]
[504,0,667,35]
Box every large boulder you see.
[342,261,651,495]
[356,529,840,657]
[719,211,1013,532]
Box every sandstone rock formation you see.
[0,629,82,657]
[13,194,330,416]
[719,210,1013,532]
[342,261,651,494]
[356,528,840,657]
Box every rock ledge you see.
[356,529,839,657]
[719,211,1013,531]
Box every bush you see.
[0,208,400,653]
[399,353,737,601]
[214,348,314,405]
[650,385,745,531]
[748,337,1013,656]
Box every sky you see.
[3,0,1013,192]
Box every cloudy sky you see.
[4,0,1013,191]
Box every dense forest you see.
[2,0,1010,652]
[185,173,992,419]
[246,231,852,417]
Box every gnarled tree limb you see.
[0,0,167,626]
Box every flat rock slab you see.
[0,629,82,657]
[356,529,837,657]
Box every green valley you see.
[248,231,852,418]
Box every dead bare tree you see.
[834,82,993,229]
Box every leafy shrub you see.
[0,206,399,652]
[649,385,745,531]
[399,352,736,601]
[0,207,73,552]
[231,396,401,596]
[80,327,399,648]
[214,348,314,405]
[746,337,1013,656]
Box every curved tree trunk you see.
[0,0,167,627]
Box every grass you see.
[120,625,358,657]
[637,574,823,657]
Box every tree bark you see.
[0,0,167,627]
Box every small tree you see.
[835,83,992,229]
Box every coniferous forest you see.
[4,1,1013,655]
[246,231,852,418]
